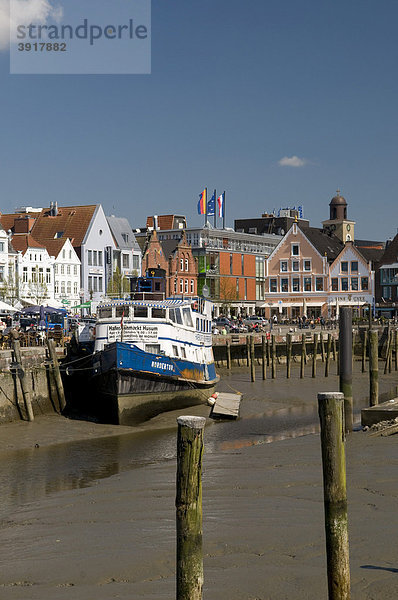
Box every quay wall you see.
[0,348,62,424]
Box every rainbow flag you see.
[197,188,207,215]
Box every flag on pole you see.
[207,191,215,216]
[217,192,225,218]
[197,189,207,215]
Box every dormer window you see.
[54,231,64,239]
[121,233,129,243]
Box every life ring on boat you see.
[192,301,198,311]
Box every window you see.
[230,253,233,275]
[67,265,71,275]
[99,277,103,292]
[256,280,264,300]
[98,251,103,266]
[183,307,193,327]
[292,277,300,292]
[181,347,186,358]
[175,308,183,325]
[190,279,194,293]
[180,258,184,271]
[304,260,311,271]
[241,254,244,275]
[74,282,78,294]
[133,255,139,270]
[31,268,37,283]
[331,278,338,291]
[280,260,288,272]
[122,254,129,269]
[172,345,179,357]
[54,265,58,274]
[23,267,28,282]
[93,251,97,266]
[61,265,64,275]
[292,261,299,272]
[61,281,65,294]
[62,250,65,259]
[180,279,183,293]
[304,277,312,291]
[0,266,3,282]
[169,308,176,322]
[270,278,277,292]
[46,268,51,283]
[88,250,92,266]
[281,278,289,292]
[88,276,92,291]
[54,231,64,239]
[351,277,359,291]
[315,277,324,291]
[244,278,247,300]
[152,308,166,319]
[341,277,349,291]
[74,265,78,275]
[361,277,369,291]
[69,250,72,259]
[134,307,148,318]
[255,256,265,277]
[383,286,392,299]
[0,242,4,252]
[351,261,358,272]
[236,278,240,295]
[121,233,129,243]
[292,244,299,256]
[185,258,189,272]
[185,279,188,293]
[341,262,348,273]
[67,281,71,294]
[93,278,98,292]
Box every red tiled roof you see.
[30,205,97,248]
[11,234,46,254]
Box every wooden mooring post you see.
[312,333,318,378]
[384,328,392,375]
[325,333,332,377]
[286,333,292,379]
[300,334,306,379]
[395,329,398,372]
[250,337,255,382]
[271,334,276,379]
[226,339,231,370]
[46,337,66,412]
[318,392,350,600]
[320,332,325,362]
[369,330,379,406]
[339,307,353,433]
[261,334,267,380]
[246,335,250,367]
[11,336,34,422]
[176,416,205,600]
[361,329,367,373]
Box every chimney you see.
[49,201,58,217]
[153,215,158,231]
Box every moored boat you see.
[62,296,219,424]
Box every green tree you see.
[106,267,130,298]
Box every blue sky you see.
[0,0,397,241]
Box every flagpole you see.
[204,187,207,227]
[214,189,217,229]
[223,191,226,229]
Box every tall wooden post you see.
[384,328,391,375]
[250,337,255,382]
[369,330,379,406]
[11,337,34,422]
[286,333,292,379]
[312,333,318,378]
[300,333,306,379]
[176,416,205,600]
[246,335,250,367]
[325,334,332,377]
[395,329,398,372]
[318,392,350,600]
[332,336,337,362]
[261,334,267,380]
[266,337,270,367]
[226,339,231,370]
[339,307,353,433]
[46,337,66,411]
[271,334,276,379]
[361,330,367,373]
[320,332,325,362]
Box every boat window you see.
[116,306,128,318]
[182,308,193,327]
[196,318,199,330]
[172,345,179,357]
[145,344,161,354]
[169,308,176,322]
[134,307,148,318]
[152,308,166,319]
[175,308,183,325]
[181,347,186,358]
[98,307,112,318]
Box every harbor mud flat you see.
[0,365,397,599]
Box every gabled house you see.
[40,238,81,307]
[375,232,398,318]
[10,234,55,305]
[106,215,142,280]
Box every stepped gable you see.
[30,205,97,248]
[379,232,398,265]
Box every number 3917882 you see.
[18,43,67,52]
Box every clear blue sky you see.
[1,0,398,241]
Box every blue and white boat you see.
[62,296,219,425]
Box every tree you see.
[0,276,20,304]
[27,267,49,305]
[106,267,130,298]
[218,277,239,314]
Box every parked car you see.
[214,317,232,332]
[243,316,268,327]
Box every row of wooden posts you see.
[10,334,66,422]
[176,309,396,599]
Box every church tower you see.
[322,190,355,243]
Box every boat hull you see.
[62,341,219,425]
